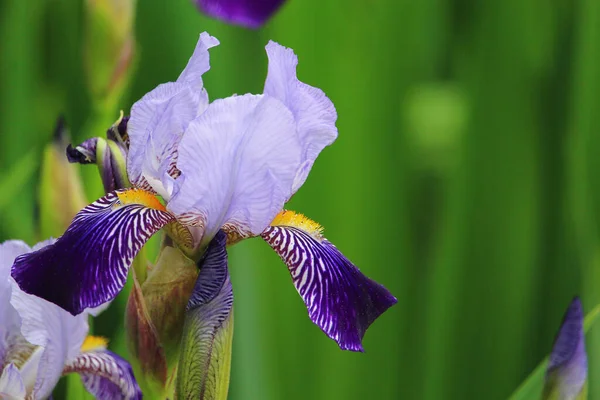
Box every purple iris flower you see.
[1,240,141,399]
[12,32,397,352]
[194,0,286,28]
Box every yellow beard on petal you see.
[270,210,324,240]
[117,188,166,211]
[81,335,109,352]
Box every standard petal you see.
[543,297,587,399]
[127,33,219,197]
[264,41,338,194]
[64,350,142,400]
[0,364,26,400]
[169,94,300,245]
[194,0,286,28]
[11,189,174,315]
[177,230,234,399]
[261,211,397,352]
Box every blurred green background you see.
[1,0,600,399]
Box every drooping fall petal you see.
[12,189,174,315]
[261,211,397,352]
[193,0,287,28]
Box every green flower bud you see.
[39,117,88,238]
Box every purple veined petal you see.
[544,297,587,399]
[11,189,174,315]
[264,41,338,194]
[127,33,219,198]
[169,94,301,245]
[63,350,142,400]
[0,364,26,400]
[261,211,397,352]
[194,0,287,28]
[177,230,234,399]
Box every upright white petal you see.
[169,94,300,244]
[264,41,338,193]
[127,33,219,198]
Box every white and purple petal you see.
[127,33,219,197]
[63,350,142,400]
[169,94,300,244]
[11,190,174,315]
[194,0,286,28]
[261,213,397,351]
[264,41,338,194]
[177,230,233,399]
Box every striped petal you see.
[177,230,234,399]
[63,350,142,400]
[11,189,174,315]
[261,211,397,352]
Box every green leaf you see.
[509,304,600,400]
[0,149,38,214]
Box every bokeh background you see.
[1,0,600,399]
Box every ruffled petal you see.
[194,0,287,28]
[10,274,89,398]
[544,297,587,399]
[264,42,338,194]
[0,364,25,400]
[261,211,397,351]
[63,350,142,400]
[11,189,174,315]
[177,231,233,399]
[169,94,300,244]
[127,33,219,197]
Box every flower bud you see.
[39,117,88,238]
[543,297,588,400]
[126,245,199,397]
[84,0,136,105]
[66,113,130,193]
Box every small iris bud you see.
[126,245,199,397]
[84,0,136,105]
[66,113,130,193]
[543,297,588,400]
[39,117,88,238]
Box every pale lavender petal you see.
[261,222,397,351]
[10,265,89,398]
[11,190,174,315]
[169,94,300,244]
[127,33,219,198]
[544,297,587,398]
[0,364,25,400]
[264,41,338,194]
[64,350,142,400]
[194,0,287,28]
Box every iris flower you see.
[193,0,286,28]
[12,32,396,352]
[0,240,141,399]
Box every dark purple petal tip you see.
[11,190,173,315]
[195,0,287,28]
[64,350,142,400]
[262,226,397,352]
[548,297,586,372]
